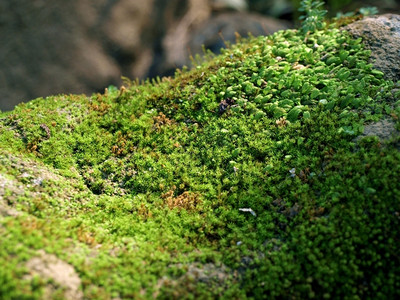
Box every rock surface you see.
[344,14,400,82]
[362,119,398,142]
[25,250,83,300]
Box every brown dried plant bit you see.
[276,117,287,127]
[309,206,325,220]
[137,203,153,219]
[28,142,38,152]
[77,226,97,246]
[118,86,127,97]
[111,144,124,156]
[153,112,174,131]
[111,145,118,154]
[89,101,111,114]
[299,168,311,181]
[162,186,201,211]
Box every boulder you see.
[344,14,400,82]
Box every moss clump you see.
[0,19,399,299]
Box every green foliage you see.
[359,6,379,16]
[299,0,327,34]
[0,13,399,299]
[335,6,379,19]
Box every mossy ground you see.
[0,22,400,299]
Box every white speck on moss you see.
[239,208,256,217]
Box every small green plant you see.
[299,0,327,34]
[335,6,379,18]
[359,6,379,16]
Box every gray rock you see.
[353,118,399,152]
[355,119,399,144]
[24,250,83,300]
[362,119,398,141]
[344,14,400,82]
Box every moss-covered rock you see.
[0,15,399,299]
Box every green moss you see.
[0,17,399,299]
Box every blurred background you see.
[1,0,399,111]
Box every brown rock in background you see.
[0,0,291,111]
[0,0,121,111]
[101,0,155,79]
[189,12,291,56]
[159,11,291,76]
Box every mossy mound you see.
[1,22,400,299]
